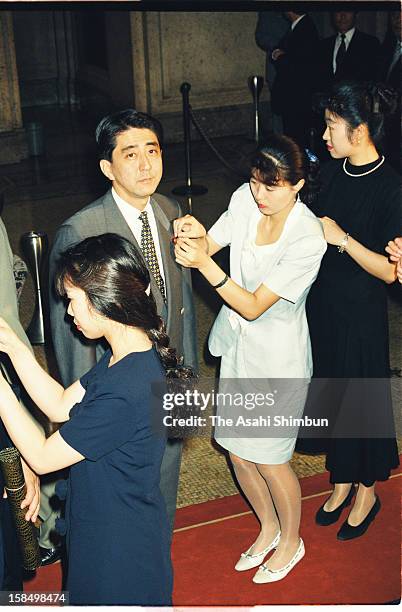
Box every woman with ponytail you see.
[173,134,327,583]
[0,233,191,605]
[298,80,400,540]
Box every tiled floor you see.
[2,108,401,507]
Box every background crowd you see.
[256,8,401,170]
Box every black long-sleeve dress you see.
[298,157,400,486]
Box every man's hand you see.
[272,48,285,61]
[173,215,207,240]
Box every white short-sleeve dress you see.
[208,183,327,464]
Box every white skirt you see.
[214,343,308,465]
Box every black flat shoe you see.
[315,485,356,526]
[337,496,381,541]
[40,546,62,566]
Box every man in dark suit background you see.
[378,11,401,92]
[49,110,198,532]
[378,10,401,171]
[317,12,380,90]
[270,8,319,148]
[255,11,288,133]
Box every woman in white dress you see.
[174,134,326,583]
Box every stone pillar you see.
[0,12,28,164]
[129,11,267,142]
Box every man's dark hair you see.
[331,11,357,26]
[284,3,309,15]
[95,109,164,161]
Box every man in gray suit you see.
[49,109,198,531]
[0,217,40,586]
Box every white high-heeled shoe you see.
[235,531,281,572]
[252,538,305,583]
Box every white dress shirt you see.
[291,14,306,31]
[333,28,355,73]
[112,187,166,286]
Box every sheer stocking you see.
[230,453,280,554]
[347,482,376,525]
[256,462,302,570]
[230,453,301,569]
[323,482,353,512]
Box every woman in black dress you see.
[302,81,400,540]
[0,233,191,604]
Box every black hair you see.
[95,109,164,161]
[332,10,357,18]
[54,233,192,382]
[249,132,320,206]
[284,3,309,15]
[316,80,398,146]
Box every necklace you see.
[343,156,385,177]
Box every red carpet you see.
[25,466,401,605]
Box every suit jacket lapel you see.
[150,196,181,326]
[345,29,358,59]
[328,34,339,76]
[280,25,292,51]
[102,190,138,245]
[344,29,364,69]
[330,35,337,59]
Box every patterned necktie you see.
[139,210,166,303]
[335,34,347,74]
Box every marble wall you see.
[132,11,266,113]
[13,11,78,108]
[3,8,395,149]
[0,12,27,163]
[131,11,268,140]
